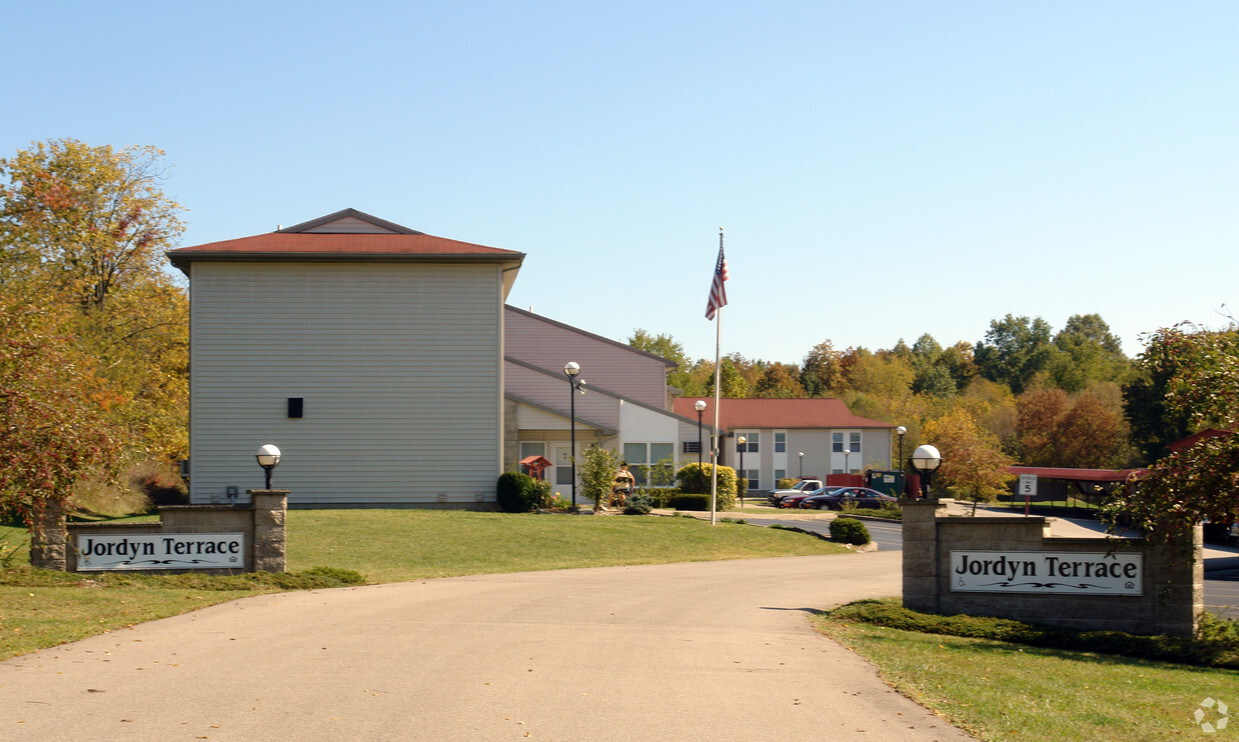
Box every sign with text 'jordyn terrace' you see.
[950,550,1142,596]
[76,533,245,571]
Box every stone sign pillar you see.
[900,498,948,614]
[29,500,67,571]
[248,489,290,572]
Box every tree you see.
[801,341,844,396]
[579,445,621,513]
[0,139,185,310]
[1048,313,1131,392]
[628,329,690,391]
[0,292,121,538]
[754,363,806,398]
[1103,322,1239,544]
[924,407,1014,514]
[0,140,190,462]
[974,314,1057,394]
[704,357,750,398]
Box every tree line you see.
[631,310,1237,507]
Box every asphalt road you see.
[1,553,977,742]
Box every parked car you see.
[766,478,824,506]
[778,485,841,509]
[799,486,898,511]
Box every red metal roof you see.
[671,397,894,430]
[1005,466,1139,482]
[1167,428,1232,453]
[168,232,522,269]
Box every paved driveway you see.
[1,553,974,742]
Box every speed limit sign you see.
[1018,474,1037,496]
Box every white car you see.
[766,478,824,505]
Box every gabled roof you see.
[1167,428,1233,453]
[672,398,894,430]
[167,208,524,272]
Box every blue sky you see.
[5,1,1237,364]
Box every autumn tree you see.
[0,292,121,544]
[0,139,185,310]
[801,340,844,396]
[924,407,1014,514]
[754,363,806,398]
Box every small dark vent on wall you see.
[288,398,304,418]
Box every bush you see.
[776,478,796,490]
[130,461,188,510]
[668,494,710,511]
[496,472,538,513]
[674,463,736,510]
[623,491,654,515]
[830,517,870,545]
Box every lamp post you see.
[895,425,908,496]
[843,448,851,476]
[564,362,586,507]
[909,444,942,499]
[255,444,282,490]
[694,399,707,469]
[736,435,747,507]
[798,451,804,478]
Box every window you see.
[849,432,862,455]
[736,432,759,453]
[743,469,758,490]
[832,432,844,453]
[775,468,786,482]
[774,431,786,453]
[521,442,545,459]
[623,442,675,487]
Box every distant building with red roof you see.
[672,397,897,488]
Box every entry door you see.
[553,444,575,491]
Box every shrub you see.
[674,463,736,510]
[130,461,188,510]
[830,517,870,545]
[668,494,710,511]
[496,472,538,513]
[623,491,654,515]
[531,478,553,508]
[776,478,796,490]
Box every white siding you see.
[188,261,504,506]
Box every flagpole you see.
[710,228,723,525]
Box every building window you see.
[623,442,675,487]
[775,468,786,483]
[736,432,759,453]
[849,432,862,455]
[832,432,844,453]
[774,431,786,453]
[743,469,758,490]
[521,442,546,459]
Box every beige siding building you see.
[168,209,523,506]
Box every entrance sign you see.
[950,550,1142,595]
[76,533,245,571]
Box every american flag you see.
[705,236,728,320]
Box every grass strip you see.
[814,600,1239,742]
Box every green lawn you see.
[0,510,847,660]
[815,614,1239,741]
